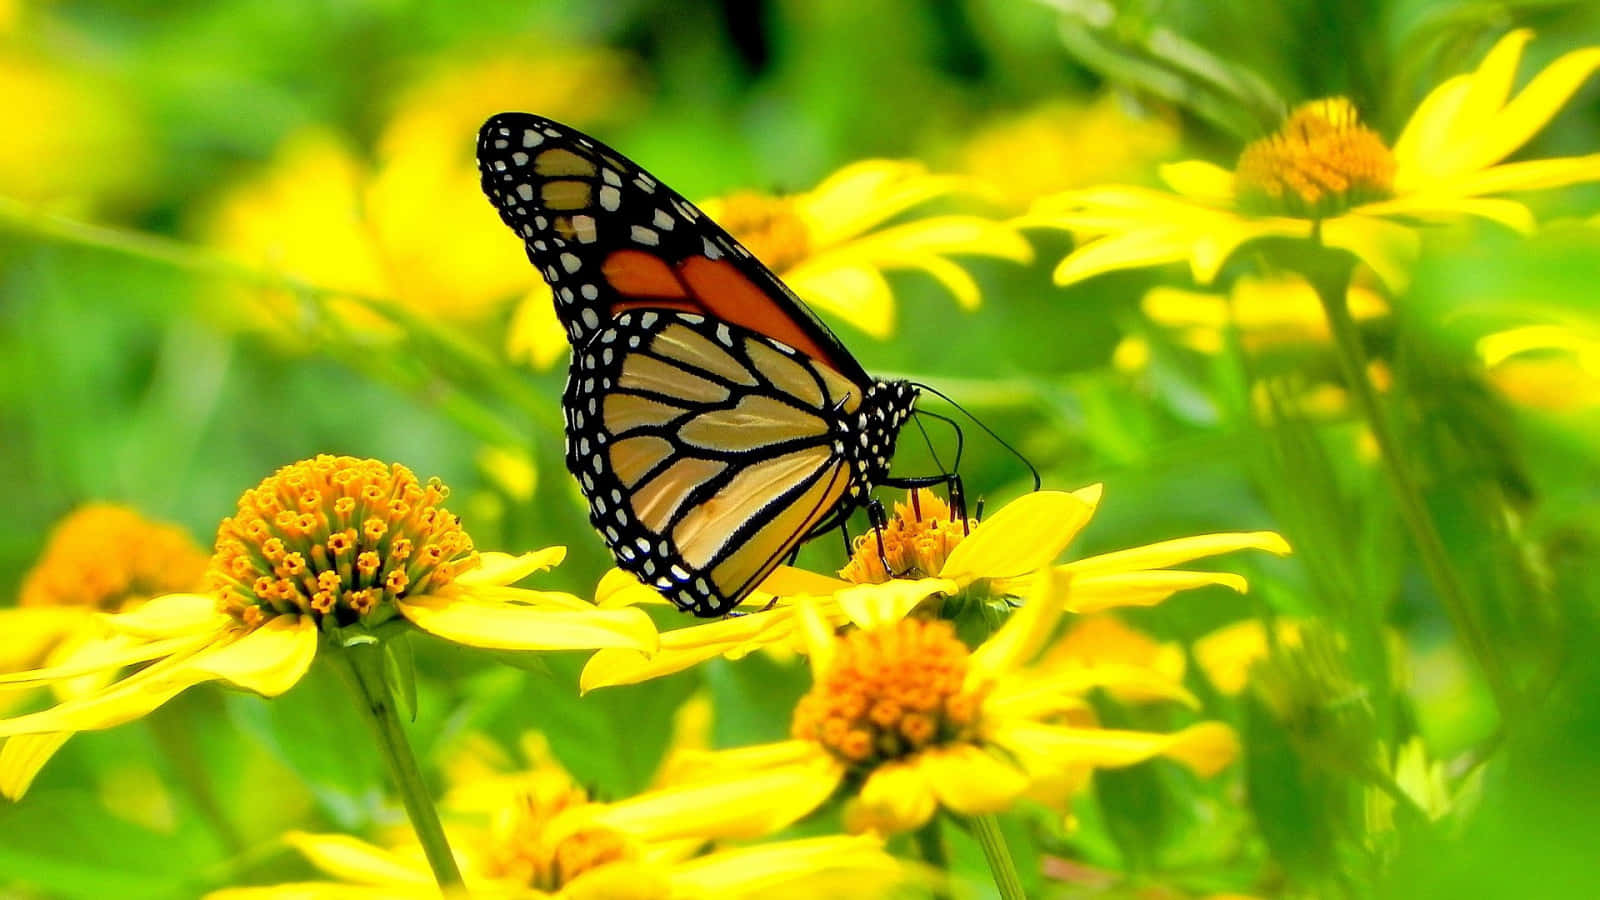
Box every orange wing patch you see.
[678,256,836,366]
[604,250,690,300]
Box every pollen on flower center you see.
[839,489,974,584]
[1234,98,1396,218]
[208,454,476,628]
[792,618,984,768]
[485,786,635,891]
[709,191,811,272]
[21,504,208,612]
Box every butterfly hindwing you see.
[567,310,863,615]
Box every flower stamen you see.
[1235,98,1396,218]
[708,191,812,272]
[839,489,975,584]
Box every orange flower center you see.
[484,786,635,891]
[20,504,208,611]
[1234,98,1395,218]
[208,454,476,628]
[792,618,984,769]
[708,191,811,272]
[839,489,974,585]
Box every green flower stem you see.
[971,814,1026,900]
[1303,248,1517,720]
[337,639,463,890]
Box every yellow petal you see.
[1193,619,1301,695]
[1446,39,1600,178]
[669,835,906,899]
[454,547,566,587]
[968,568,1070,685]
[580,610,794,692]
[103,593,229,639]
[506,282,570,371]
[1319,215,1420,292]
[563,861,670,900]
[796,598,840,680]
[190,616,317,697]
[941,490,1098,585]
[1356,194,1536,233]
[598,748,844,841]
[0,633,210,689]
[1053,225,1199,286]
[798,160,975,246]
[0,649,211,735]
[758,565,852,597]
[988,720,1237,774]
[1392,75,1471,174]
[1449,29,1533,152]
[1190,216,1307,283]
[398,596,658,653]
[1065,570,1251,614]
[1414,156,1600,200]
[787,263,894,338]
[1158,160,1236,204]
[845,760,939,833]
[921,744,1029,815]
[595,567,672,608]
[1062,531,1290,578]
[0,732,72,800]
[283,831,434,885]
[205,884,419,899]
[0,608,89,672]
[834,578,954,629]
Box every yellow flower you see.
[581,487,1289,691]
[1478,323,1600,412]
[957,94,1180,209]
[1029,32,1600,291]
[1135,271,1389,356]
[200,50,633,336]
[1193,619,1305,696]
[0,455,656,796]
[205,734,913,900]
[509,159,1032,367]
[609,572,1239,837]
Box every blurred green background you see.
[2,0,1599,897]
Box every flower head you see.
[1029,31,1600,290]
[0,456,656,792]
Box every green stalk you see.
[336,640,463,890]
[970,814,1026,900]
[1301,245,1517,720]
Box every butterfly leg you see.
[867,499,892,576]
[882,472,970,531]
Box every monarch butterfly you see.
[477,113,946,617]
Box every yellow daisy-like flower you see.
[206,735,913,900]
[582,486,1288,695]
[201,50,632,336]
[1478,323,1600,412]
[1135,271,1389,357]
[1028,31,1600,291]
[607,571,1238,838]
[509,158,1033,367]
[0,455,656,793]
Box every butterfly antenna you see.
[911,413,948,477]
[911,382,1041,491]
[912,408,964,476]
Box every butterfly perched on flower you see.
[477,113,942,617]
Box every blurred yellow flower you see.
[1478,323,1600,411]
[201,50,633,337]
[508,158,1032,368]
[581,487,1289,691]
[1134,272,1389,356]
[1029,31,1600,291]
[0,456,656,798]
[0,44,149,209]
[611,572,1238,837]
[206,731,913,900]
[1193,618,1305,696]
[0,504,208,798]
[958,94,1179,208]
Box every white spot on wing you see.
[630,225,659,246]
[599,185,621,211]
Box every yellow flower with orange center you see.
[0,455,656,799]
[580,487,1289,691]
[602,573,1239,837]
[509,159,1033,367]
[1026,31,1600,291]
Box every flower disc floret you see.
[20,504,207,611]
[484,786,636,891]
[839,489,975,585]
[208,454,477,627]
[710,191,812,272]
[1235,98,1396,218]
[791,618,984,769]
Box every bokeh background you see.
[2,0,1599,897]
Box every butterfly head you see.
[843,379,918,501]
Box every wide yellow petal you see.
[967,568,1069,686]
[921,744,1030,815]
[454,547,566,587]
[283,831,434,885]
[941,490,1097,586]
[597,749,844,841]
[786,262,894,338]
[1392,75,1471,174]
[190,616,318,697]
[1062,531,1290,578]
[0,731,72,800]
[1189,216,1307,283]
[1447,29,1532,154]
[1417,156,1600,200]
[835,578,954,630]
[0,608,89,672]
[845,760,939,833]
[1158,160,1236,204]
[103,593,230,639]
[758,565,851,597]
[1065,570,1251,613]
[798,160,976,247]
[398,596,657,653]
[1319,215,1420,291]
[1441,39,1600,180]
[594,567,673,608]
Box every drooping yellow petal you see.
[597,749,844,841]
[103,593,230,639]
[1052,223,1202,286]
[282,831,434,885]
[398,596,658,653]
[967,568,1070,685]
[0,633,210,689]
[1158,160,1236,204]
[834,578,954,630]
[454,547,566,587]
[920,744,1030,815]
[1065,570,1251,613]
[0,731,72,800]
[1189,216,1308,283]
[580,610,795,692]
[1319,214,1420,292]
[941,489,1097,585]
[187,615,318,697]
[988,720,1239,776]
[0,647,212,735]
[0,608,89,672]
[1062,530,1289,578]
[844,759,939,833]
